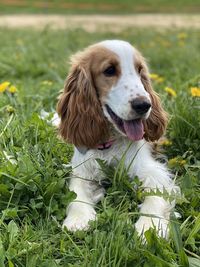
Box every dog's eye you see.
[103,66,116,77]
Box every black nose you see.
[131,98,151,115]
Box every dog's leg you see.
[134,160,179,238]
[135,195,173,239]
[128,145,180,239]
[63,155,105,231]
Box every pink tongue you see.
[123,119,144,141]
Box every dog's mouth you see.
[105,105,144,141]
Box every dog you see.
[57,40,179,238]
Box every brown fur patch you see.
[134,50,168,141]
[71,45,121,100]
[57,44,121,148]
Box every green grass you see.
[0,27,200,266]
[0,0,200,14]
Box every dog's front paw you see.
[62,203,96,232]
[135,216,169,239]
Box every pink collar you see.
[96,139,115,150]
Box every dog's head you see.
[57,40,167,148]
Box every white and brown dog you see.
[57,40,179,238]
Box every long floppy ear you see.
[57,63,109,148]
[140,59,168,141]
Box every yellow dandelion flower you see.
[168,157,178,165]
[159,139,172,146]
[164,87,177,97]
[191,87,200,97]
[8,85,17,94]
[41,80,53,86]
[149,73,159,80]
[169,157,186,167]
[149,73,164,83]
[177,32,187,40]
[157,77,165,83]
[0,81,10,93]
[180,160,186,166]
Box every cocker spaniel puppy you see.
[57,40,179,238]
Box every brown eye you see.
[103,66,116,77]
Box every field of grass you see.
[0,0,200,14]
[0,27,200,266]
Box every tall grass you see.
[0,28,199,266]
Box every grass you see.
[0,0,200,14]
[0,27,200,266]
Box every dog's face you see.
[57,40,167,148]
[93,40,151,141]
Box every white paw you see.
[135,215,169,239]
[62,203,96,232]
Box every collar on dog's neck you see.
[76,139,115,154]
[96,139,115,150]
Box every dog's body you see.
[57,40,179,238]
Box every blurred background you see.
[0,0,200,14]
[0,0,199,32]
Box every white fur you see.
[58,40,180,238]
[101,40,151,121]
[63,137,179,238]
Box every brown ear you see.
[57,64,109,148]
[140,63,168,141]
